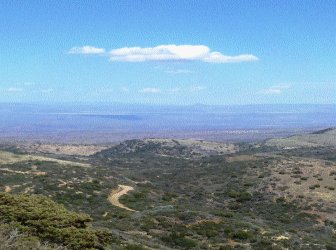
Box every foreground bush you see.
[0,222,61,250]
[0,193,112,249]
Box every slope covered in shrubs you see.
[0,193,112,249]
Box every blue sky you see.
[0,0,335,105]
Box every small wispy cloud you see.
[68,46,106,55]
[190,85,207,92]
[140,88,162,93]
[164,69,194,74]
[259,85,290,95]
[40,88,54,93]
[139,86,207,94]
[6,87,23,92]
[2,83,56,95]
[22,82,35,86]
[69,44,258,63]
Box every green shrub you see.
[191,221,222,238]
[219,246,234,250]
[161,232,198,249]
[162,192,177,202]
[125,244,148,250]
[231,230,252,240]
[228,190,252,202]
[0,193,112,249]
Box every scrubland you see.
[0,129,335,249]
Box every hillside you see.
[95,138,237,159]
[0,129,335,249]
[266,127,336,148]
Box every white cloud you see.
[109,45,258,63]
[165,69,194,74]
[22,82,35,86]
[68,46,106,55]
[140,88,161,93]
[259,85,290,95]
[144,86,206,93]
[110,45,209,62]
[203,53,258,63]
[190,85,207,92]
[40,88,54,93]
[6,87,23,92]
[69,44,258,63]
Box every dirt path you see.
[108,185,136,212]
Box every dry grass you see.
[260,156,336,220]
[18,143,108,156]
[226,155,258,162]
[0,168,46,176]
[266,128,336,148]
[0,150,91,167]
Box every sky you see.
[0,0,335,105]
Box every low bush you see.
[0,193,112,249]
[161,232,198,249]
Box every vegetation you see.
[0,130,335,249]
[0,193,112,249]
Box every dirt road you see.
[108,185,136,212]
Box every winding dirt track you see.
[108,185,136,212]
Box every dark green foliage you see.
[161,232,198,249]
[162,192,177,201]
[228,190,252,202]
[191,221,222,238]
[0,193,112,249]
[231,230,252,240]
[219,246,234,250]
[125,244,148,250]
